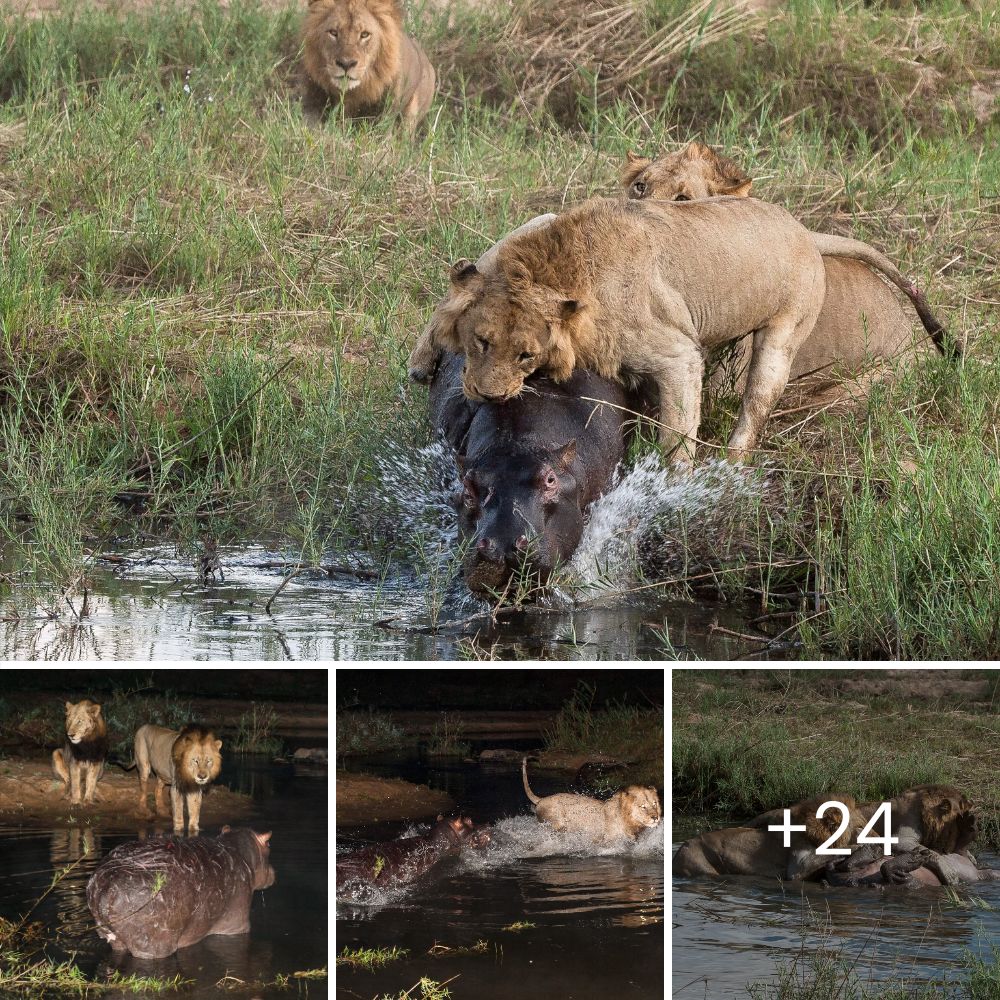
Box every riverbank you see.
[336,771,453,826]
[673,668,1000,849]
[1,0,997,658]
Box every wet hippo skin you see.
[337,815,490,891]
[429,351,651,595]
[87,827,275,959]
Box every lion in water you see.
[52,699,108,805]
[301,0,435,131]
[134,724,223,836]
[522,758,661,845]
[620,143,954,400]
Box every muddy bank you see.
[0,760,253,828]
[336,772,453,826]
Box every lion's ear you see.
[721,178,753,197]
[620,153,651,187]
[559,299,582,322]
[683,141,709,161]
[214,739,223,751]
[65,701,73,711]
[92,704,103,717]
[449,259,480,289]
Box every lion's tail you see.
[522,756,541,806]
[809,233,960,359]
[106,755,137,772]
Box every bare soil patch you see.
[336,771,453,826]
[0,758,253,828]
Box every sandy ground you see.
[0,759,254,828]
[336,772,453,826]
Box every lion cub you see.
[52,699,108,805]
[522,758,661,846]
[134,724,223,836]
[301,0,436,132]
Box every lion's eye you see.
[476,337,489,354]
[360,30,370,40]
[632,181,646,196]
[674,193,691,202]
[327,29,338,38]
[518,352,535,363]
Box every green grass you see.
[673,670,1000,848]
[336,946,409,970]
[336,709,406,754]
[0,0,997,657]
[232,702,283,754]
[425,713,471,757]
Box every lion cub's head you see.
[64,699,105,743]
[172,724,223,792]
[303,0,402,93]
[622,142,753,202]
[430,258,583,402]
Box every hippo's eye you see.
[545,472,557,488]
[518,352,535,363]
[632,180,646,196]
[674,193,691,202]
[476,337,489,354]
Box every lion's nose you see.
[336,58,358,72]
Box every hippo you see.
[86,827,275,959]
[430,351,650,595]
[824,812,1000,887]
[336,815,490,892]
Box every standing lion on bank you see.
[301,0,436,131]
[134,724,223,836]
[52,699,108,806]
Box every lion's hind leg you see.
[52,749,70,791]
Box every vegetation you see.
[0,0,996,657]
[376,979,456,1000]
[545,681,663,787]
[673,670,1000,848]
[425,713,471,758]
[336,946,409,970]
[336,709,406,755]
[233,702,283,754]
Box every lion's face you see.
[617,786,663,830]
[64,700,103,743]
[180,735,223,786]
[307,0,389,90]
[622,142,753,202]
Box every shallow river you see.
[336,756,664,999]
[0,756,327,1000]
[673,851,1000,996]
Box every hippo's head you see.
[458,440,582,597]
[432,815,490,848]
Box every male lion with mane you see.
[301,0,435,131]
[522,758,661,846]
[620,143,955,397]
[52,699,108,805]
[134,724,223,836]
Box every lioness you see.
[134,724,223,836]
[522,758,661,845]
[415,195,834,464]
[673,794,864,879]
[301,0,436,131]
[52,699,108,805]
[621,143,954,394]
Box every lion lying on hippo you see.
[674,784,996,887]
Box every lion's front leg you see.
[300,77,329,128]
[169,784,186,835]
[408,320,444,385]
[641,335,704,469]
[186,790,203,836]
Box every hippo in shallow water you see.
[430,351,649,595]
[86,827,275,959]
[336,815,490,892]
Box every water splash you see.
[479,816,665,864]
[565,455,765,593]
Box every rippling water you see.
[673,849,1000,997]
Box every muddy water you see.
[673,853,1000,996]
[2,447,780,660]
[0,757,327,1000]
[336,757,664,999]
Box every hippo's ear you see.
[436,813,444,822]
[214,739,223,751]
[556,439,577,469]
[221,825,231,833]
